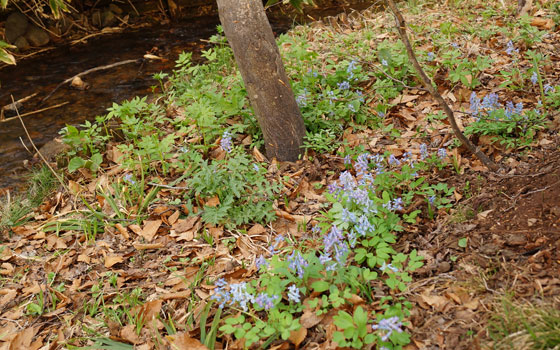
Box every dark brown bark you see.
[216,0,306,161]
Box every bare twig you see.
[1,102,69,123]
[11,95,68,191]
[383,0,500,172]
[42,58,142,103]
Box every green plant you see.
[488,297,560,350]
[0,166,57,231]
[465,92,547,148]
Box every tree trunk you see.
[216,0,306,161]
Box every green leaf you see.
[311,280,329,292]
[458,237,468,248]
[68,157,85,173]
[333,310,354,329]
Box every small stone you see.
[13,36,30,50]
[109,4,123,14]
[437,261,451,273]
[5,12,29,43]
[25,24,50,46]
[101,10,117,27]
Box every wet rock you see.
[101,9,117,27]
[36,138,71,161]
[5,12,29,43]
[109,4,123,14]
[13,36,30,50]
[92,10,102,28]
[25,24,50,46]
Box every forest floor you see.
[1,0,559,349]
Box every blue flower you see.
[287,285,301,303]
[420,143,429,160]
[427,52,435,62]
[372,316,404,341]
[324,226,343,253]
[123,173,135,185]
[482,93,500,111]
[220,131,232,153]
[451,42,459,49]
[544,84,554,94]
[437,148,447,159]
[337,81,351,90]
[255,293,278,310]
[428,195,436,206]
[287,251,308,278]
[531,71,538,85]
[348,103,356,112]
[470,92,482,117]
[381,59,388,67]
[256,255,269,270]
[505,40,518,55]
[388,154,401,167]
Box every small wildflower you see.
[348,103,356,112]
[381,59,388,67]
[428,195,436,206]
[256,255,269,270]
[531,71,538,85]
[437,148,447,159]
[287,251,308,278]
[420,143,429,160]
[220,131,232,153]
[482,93,500,111]
[341,208,357,224]
[296,94,307,107]
[343,154,352,166]
[324,225,343,253]
[380,261,399,273]
[255,293,278,310]
[544,84,554,94]
[470,92,481,117]
[451,42,459,49]
[427,51,435,62]
[337,81,351,90]
[287,285,301,303]
[253,163,260,172]
[372,316,404,342]
[505,40,518,55]
[388,154,401,167]
[378,111,386,118]
[311,225,321,235]
[123,173,135,185]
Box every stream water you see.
[0,1,374,191]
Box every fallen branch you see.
[384,0,500,172]
[42,58,142,103]
[1,101,69,123]
[0,92,38,120]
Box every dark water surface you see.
[0,2,374,191]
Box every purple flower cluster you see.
[505,40,519,55]
[254,293,279,310]
[287,251,308,278]
[220,131,232,153]
[211,280,254,311]
[287,285,301,303]
[372,316,404,341]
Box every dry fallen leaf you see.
[166,332,208,350]
[104,255,124,268]
[140,220,162,242]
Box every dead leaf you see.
[139,299,162,321]
[104,255,124,268]
[390,94,419,105]
[9,327,36,350]
[120,324,142,345]
[140,220,162,242]
[289,323,307,347]
[204,195,220,207]
[166,332,208,350]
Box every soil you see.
[404,148,560,349]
